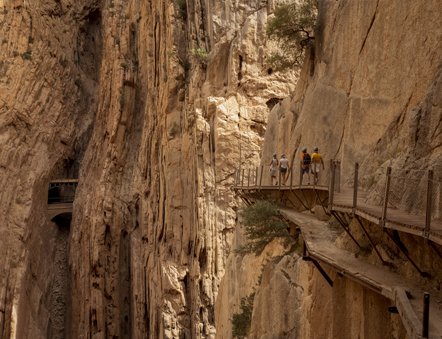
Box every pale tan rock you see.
[1,0,295,337]
[2,0,439,338]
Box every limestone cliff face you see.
[216,1,441,339]
[0,1,100,337]
[0,0,295,338]
[263,0,442,189]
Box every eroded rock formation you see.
[215,1,441,339]
[1,0,441,338]
[0,0,294,337]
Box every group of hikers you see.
[269,147,325,186]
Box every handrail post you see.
[278,170,282,190]
[313,162,317,188]
[328,160,335,210]
[422,292,430,338]
[239,160,242,187]
[289,165,293,190]
[259,165,263,189]
[299,163,303,186]
[424,170,433,238]
[353,162,359,216]
[381,167,392,227]
[241,169,245,187]
[247,168,251,187]
[255,167,259,186]
[335,160,341,193]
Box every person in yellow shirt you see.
[311,147,325,184]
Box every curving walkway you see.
[233,183,442,246]
[233,176,442,338]
[279,208,442,339]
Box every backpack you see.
[303,153,311,165]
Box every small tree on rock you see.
[239,200,290,255]
[267,0,318,71]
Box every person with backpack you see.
[300,147,311,185]
[311,146,325,184]
[269,153,279,185]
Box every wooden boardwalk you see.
[233,184,442,246]
[280,208,442,339]
[333,189,442,245]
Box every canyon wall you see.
[263,0,442,190]
[0,0,295,337]
[1,0,440,338]
[216,0,441,338]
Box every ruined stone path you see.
[280,208,442,339]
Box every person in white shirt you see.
[269,153,279,185]
[279,154,289,185]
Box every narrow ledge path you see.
[280,208,442,339]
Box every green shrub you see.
[179,57,190,73]
[175,0,187,20]
[190,47,209,65]
[232,292,255,339]
[238,200,290,255]
[21,51,32,60]
[266,0,317,70]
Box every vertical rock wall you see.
[218,1,441,339]
[263,0,442,184]
[0,0,295,337]
[0,0,100,337]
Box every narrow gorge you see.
[0,0,441,338]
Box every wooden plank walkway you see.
[233,184,328,192]
[234,184,442,246]
[333,189,442,245]
[280,208,442,339]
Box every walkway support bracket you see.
[424,170,433,238]
[331,211,362,249]
[259,165,263,190]
[355,215,391,266]
[384,229,430,278]
[302,242,334,287]
[353,162,359,215]
[380,167,392,227]
[328,160,335,210]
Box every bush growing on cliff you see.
[232,292,255,339]
[190,47,209,65]
[266,0,317,70]
[238,200,290,255]
[175,0,187,20]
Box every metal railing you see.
[328,162,441,238]
[234,161,330,190]
[47,179,78,204]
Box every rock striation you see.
[1,0,440,338]
[0,0,294,337]
[218,1,441,338]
